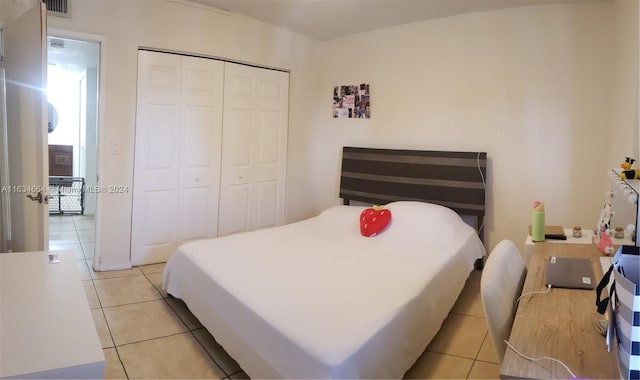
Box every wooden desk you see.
[500,243,619,379]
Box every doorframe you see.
[0,28,9,252]
[48,28,107,269]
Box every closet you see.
[131,50,289,265]
[218,62,289,236]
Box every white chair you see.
[480,239,527,363]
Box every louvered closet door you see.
[131,51,224,265]
[218,63,289,236]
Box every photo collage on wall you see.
[333,84,370,119]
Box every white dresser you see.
[0,251,104,379]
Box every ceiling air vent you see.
[45,0,71,18]
[49,38,65,49]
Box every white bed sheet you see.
[163,201,485,379]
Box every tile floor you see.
[50,215,500,379]
[49,214,95,261]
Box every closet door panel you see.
[132,52,223,265]
[180,187,210,241]
[219,63,289,236]
[131,51,181,265]
[223,183,250,234]
[140,103,179,249]
[230,74,253,98]
[182,107,214,167]
[256,180,278,229]
[254,111,285,230]
[177,56,224,246]
[253,70,288,231]
[135,190,176,266]
[218,107,252,236]
[229,110,253,167]
[257,112,281,164]
[146,105,178,169]
[144,190,175,248]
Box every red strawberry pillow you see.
[360,205,392,237]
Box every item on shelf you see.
[628,224,636,243]
[598,231,614,256]
[531,201,545,242]
[573,226,582,238]
[620,156,640,179]
[594,226,613,256]
[527,225,565,240]
[621,157,635,170]
[614,226,625,239]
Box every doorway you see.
[46,36,99,263]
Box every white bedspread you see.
[163,201,485,379]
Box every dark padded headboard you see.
[339,146,487,241]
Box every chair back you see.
[480,239,527,363]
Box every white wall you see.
[308,1,639,253]
[608,0,640,165]
[47,65,81,176]
[83,67,99,216]
[1,0,637,266]
[41,0,318,269]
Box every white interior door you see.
[130,51,223,265]
[2,3,49,252]
[219,63,289,236]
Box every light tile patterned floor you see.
[53,216,500,379]
[81,262,245,379]
[49,214,95,260]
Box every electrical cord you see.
[516,284,552,306]
[476,152,486,235]
[504,339,577,378]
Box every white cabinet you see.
[131,51,289,265]
[0,251,104,378]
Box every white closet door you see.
[131,51,224,265]
[177,56,224,245]
[219,63,289,236]
[131,51,180,265]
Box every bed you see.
[163,147,488,379]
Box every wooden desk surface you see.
[500,243,619,379]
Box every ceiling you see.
[191,0,595,41]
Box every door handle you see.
[26,192,48,204]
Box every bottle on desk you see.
[532,201,545,242]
